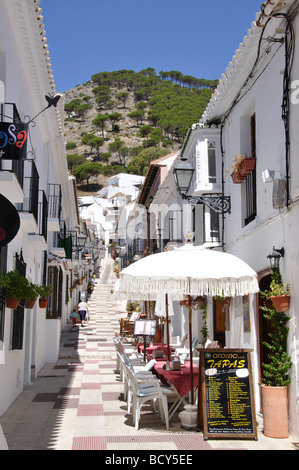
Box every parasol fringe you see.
[114,275,259,301]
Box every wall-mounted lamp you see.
[77,234,87,249]
[72,233,87,254]
[267,246,285,271]
[173,157,231,214]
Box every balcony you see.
[26,190,48,250]
[0,161,24,203]
[16,162,39,233]
[15,162,48,249]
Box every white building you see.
[179,0,299,438]
[0,0,85,417]
[79,173,145,249]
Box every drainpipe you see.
[220,125,225,251]
[256,5,295,207]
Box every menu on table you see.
[201,349,257,440]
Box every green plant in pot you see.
[24,282,39,309]
[0,270,29,309]
[259,270,292,438]
[267,269,290,312]
[200,300,209,345]
[36,285,53,308]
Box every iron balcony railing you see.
[38,190,48,241]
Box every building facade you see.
[0,0,88,416]
[179,0,299,437]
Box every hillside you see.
[63,69,217,194]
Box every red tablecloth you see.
[137,343,171,356]
[154,360,199,398]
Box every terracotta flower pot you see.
[6,298,20,309]
[221,298,230,308]
[270,295,289,312]
[39,298,48,308]
[261,384,289,438]
[238,157,256,176]
[25,298,37,309]
[231,172,246,183]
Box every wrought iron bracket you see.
[183,194,231,214]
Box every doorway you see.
[258,273,273,383]
[213,299,226,348]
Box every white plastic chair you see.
[113,336,144,374]
[125,364,178,431]
[117,351,156,403]
[175,337,199,357]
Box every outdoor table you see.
[154,360,199,398]
[153,360,199,421]
[137,343,171,356]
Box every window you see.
[169,210,182,242]
[208,141,217,184]
[204,207,220,243]
[47,266,63,319]
[244,114,257,225]
[195,131,221,191]
[193,204,220,245]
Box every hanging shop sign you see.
[0,122,28,160]
[198,349,258,440]
[0,194,20,247]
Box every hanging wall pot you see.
[0,194,20,247]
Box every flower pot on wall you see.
[261,384,289,438]
[25,298,37,309]
[231,172,246,184]
[238,156,256,176]
[6,298,20,309]
[270,295,290,312]
[221,298,230,308]
[39,298,48,309]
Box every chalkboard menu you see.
[200,349,257,440]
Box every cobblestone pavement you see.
[0,258,297,453]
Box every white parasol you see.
[114,244,259,404]
[117,244,259,300]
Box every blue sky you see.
[41,0,264,93]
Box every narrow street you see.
[0,258,296,452]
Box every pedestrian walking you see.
[70,308,77,327]
[77,299,89,327]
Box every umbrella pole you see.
[187,295,194,405]
[165,294,171,362]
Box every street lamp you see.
[267,246,285,271]
[173,158,231,214]
[173,157,195,197]
[77,234,87,251]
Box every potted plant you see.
[200,300,209,345]
[24,282,39,309]
[238,155,256,177]
[226,153,256,183]
[36,285,53,308]
[268,270,290,312]
[0,270,28,309]
[215,294,230,308]
[259,272,292,438]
